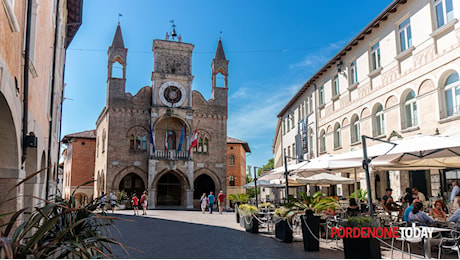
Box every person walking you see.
[100,192,106,213]
[200,193,208,214]
[208,191,215,214]
[451,182,460,212]
[132,193,139,215]
[109,192,117,213]
[140,191,148,215]
[217,190,225,214]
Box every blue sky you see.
[62,0,393,169]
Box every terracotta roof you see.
[214,39,226,60]
[62,130,96,143]
[227,136,251,153]
[277,0,407,118]
[65,0,83,48]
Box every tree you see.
[257,158,274,176]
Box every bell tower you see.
[107,23,127,106]
[211,38,228,89]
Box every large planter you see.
[243,216,259,233]
[275,219,293,242]
[343,237,381,259]
[235,207,240,223]
[300,214,320,251]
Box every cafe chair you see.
[438,230,460,259]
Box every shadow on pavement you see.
[109,214,343,259]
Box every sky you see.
[62,0,394,170]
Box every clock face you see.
[159,81,186,107]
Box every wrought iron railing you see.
[153,150,190,160]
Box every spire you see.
[111,24,124,48]
[214,38,226,60]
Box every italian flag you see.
[189,129,198,155]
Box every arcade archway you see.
[194,174,215,199]
[157,173,182,206]
[119,173,145,197]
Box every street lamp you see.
[253,166,260,207]
[361,135,396,217]
[284,155,303,203]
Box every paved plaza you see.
[109,209,460,259]
[110,210,344,259]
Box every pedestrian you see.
[140,191,148,215]
[132,193,139,215]
[200,193,207,214]
[100,192,106,212]
[218,190,225,214]
[412,187,426,201]
[450,181,460,212]
[109,192,117,213]
[208,191,215,214]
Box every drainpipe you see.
[46,0,61,199]
[22,0,33,164]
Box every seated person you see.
[448,199,460,229]
[404,199,421,222]
[429,200,447,221]
[402,187,414,205]
[408,202,434,226]
[382,188,402,213]
[346,198,361,217]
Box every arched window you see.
[334,123,342,149]
[129,135,134,150]
[229,155,235,166]
[320,130,326,153]
[203,138,208,153]
[308,127,314,153]
[142,135,147,150]
[197,138,203,153]
[444,72,460,117]
[111,61,123,78]
[350,115,360,144]
[373,104,385,136]
[102,130,106,153]
[136,135,142,150]
[229,175,235,186]
[403,90,417,129]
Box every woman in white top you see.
[200,193,208,214]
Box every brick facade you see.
[95,26,229,208]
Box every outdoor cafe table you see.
[419,226,452,259]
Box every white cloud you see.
[289,39,347,70]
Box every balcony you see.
[152,150,191,160]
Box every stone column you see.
[148,159,157,209]
[148,188,156,209]
[186,189,193,209]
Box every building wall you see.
[62,137,96,201]
[226,143,246,187]
[274,0,460,200]
[0,0,77,214]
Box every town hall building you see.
[94,24,229,209]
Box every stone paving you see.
[109,209,455,259]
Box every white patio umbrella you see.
[371,134,460,168]
[243,179,285,188]
[293,173,354,186]
[258,161,310,181]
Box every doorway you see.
[157,173,182,206]
[194,174,215,199]
[119,173,145,197]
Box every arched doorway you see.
[194,174,215,199]
[119,173,145,197]
[157,173,182,206]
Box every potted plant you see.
[274,206,293,242]
[284,191,338,251]
[350,189,368,211]
[342,216,381,259]
[228,193,249,223]
[238,204,259,233]
[116,190,129,209]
